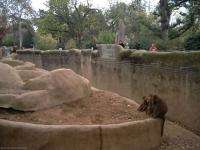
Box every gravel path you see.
[159,121,200,150]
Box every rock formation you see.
[0,58,91,111]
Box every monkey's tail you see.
[161,117,165,136]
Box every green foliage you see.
[129,42,141,49]
[35,34,57,50]
[152,0,200,42]
[155,38,185,51]
[184,33,200,50]
[1,0,35,49]
[65,39,76,49]
[133,35,153,50]
[118,50,133,60]
[2,34,15,46]
[97,32,115,44]
[23,30,34,48]
[119,50,200,67]
[155,40,168,51]
[36,0,107,48]
[85,43,97,49]
[35,0,200,51]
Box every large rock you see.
[23,68,91,101]
[0,68,91,111]
[10,53,18,59]
[17,69,48,82]
[0,58,24,67]
[0,62,24,89]
[115,44,124,55]
[15,62,36,70]
[0,90,49,110]
[14,90,50,111]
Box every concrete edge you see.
[0,118,161,150]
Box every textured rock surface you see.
[0,58,24,67]
[23,69,91,108]
[0,62,24,89]
[15,62,36,70]
[0,64,91,111]
[17,69,48,82]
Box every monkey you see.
[137,96,149,112]
[137,95,153,115]
[137,94,168,136]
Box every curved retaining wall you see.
[0,119,161,150]
[16,50,200,135]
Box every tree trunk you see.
[159,0,171,41]
[76,31,82,48]
[19,19,23,49]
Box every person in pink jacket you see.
[149,43,157,52]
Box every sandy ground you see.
[0,90,199,149]
[159,121,200,150]
[0,90,148,125]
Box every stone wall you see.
[0,118,161,150]
[16,50,200,135]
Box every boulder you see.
[23,69,91,102]
[17,69,48,82]
[14,90,50,111]
[0,94,17,108]
[15,62,36,70]
[115,44,125,56]
[0,90,49,111]
[0,68,91,111]
[0,58,24,67]
[0,62,24,89]
[10,53,18,59]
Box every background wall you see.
[16,50,200,135]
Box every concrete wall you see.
[16,50,200,135]
[0,118,161,150]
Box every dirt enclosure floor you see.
[0,90,148,125]
[159,121,200,150]
[0,89,200,150]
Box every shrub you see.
[65,39,76,49]
[35,34,57,50]
[23,31,34,48]
[85,43,97,49]
[57,43,65,49]
[2,34,15,46]
[118,49,132,60]
[129,37,152,50]
[97,32,115,44]
[184,33,200,50]
[129,42,141,49]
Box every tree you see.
[159,0,171,41]
[81,9,107,46]
[105,2,129,32]
[9,0,35,49]
[184,32,200,50]
[37,0,106,48]
[35,33,57,50]
[0,18,10,44]
[97,32,115,44]
[0,0,10,44]
[0,0,35,48]
[154,0,200,41]
[104,1,157,49]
